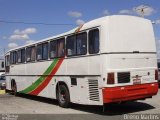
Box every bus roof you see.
[5,15,151,54]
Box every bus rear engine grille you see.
[88,79,100,101]
[117,72,130,83]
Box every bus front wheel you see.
[57,84,70,108]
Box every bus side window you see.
[5,55,10,72]
[1,61,4,68]
[26,47,31,62]
[89,29,99,54]
[50,40,57,58]
[10,51,17,64]
[31,46,36,61]
[37,44,42,60]
[10,52,13,64]
[26,46,35,62]
[21,49,25,63]
[17,50,22,63]
[57,38,65,57]
[77,32,87,55]
[158,62,160,71]
[67,35,76,56]
[42,42,48,60]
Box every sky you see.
[0,0,160,58]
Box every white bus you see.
[5,15,159,108]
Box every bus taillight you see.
[155,69,158,80]
[107,72,115,84]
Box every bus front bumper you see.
[102,83,159,103]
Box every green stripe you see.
[19,59,59,94]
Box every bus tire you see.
[57,84,70,108]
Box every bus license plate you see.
[133,79,141,85]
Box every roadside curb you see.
[0,90,6,94]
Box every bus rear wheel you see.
[57,84,70,108]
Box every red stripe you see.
[29,58,64,95]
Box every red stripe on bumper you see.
[102,83,159,103]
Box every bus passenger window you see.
[57,38,65,57]
[50,41,57,58]
[26,46,35,62]
[21,49,25,63]
[1,62,4,68]
[14,51,17,64]
[89,29,99,54]
[17,50,22,63]
[42,43,48,60]
[5,55,10,72]
[31,47,36,61]
[11,51,17,64]
[26,47,31,62]
[77,32,87,55]
[67,35,76,56]
[10,52,13,64]
[37,44,42,60]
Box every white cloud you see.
[14,28,37,35]
[25,40,35,44]
[68,11,82,18]
[8,43,18,49]
[155,19,160,25]
[133,5,155,16]
[9,27,37,41]
[76,19,85,26]
[118,5,155,16]
[119,10,133,14]
[103,10,110,16]
[9,34,29,41]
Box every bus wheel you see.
[12,82,17,96]
[57,84,70,108]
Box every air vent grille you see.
[88,79,99,101]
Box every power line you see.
[0,20,76,26]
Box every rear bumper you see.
[102,83,159,103]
